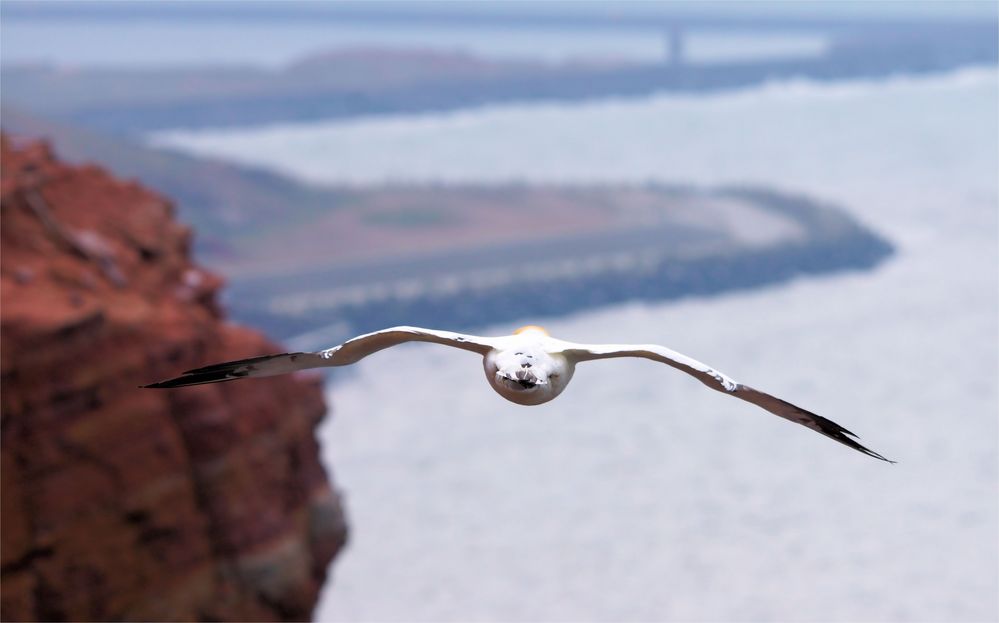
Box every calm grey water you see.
[165,69,998,621]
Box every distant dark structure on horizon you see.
[667,23,685,67]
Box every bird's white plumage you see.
[145,324,892,462]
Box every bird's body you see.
[145,324,893,462]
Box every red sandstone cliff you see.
[0,135,347,621]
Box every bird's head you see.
[485,346,572,406]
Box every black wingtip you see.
[142,352,296,389]
[772,397,894,463]
[857,445,897,464]
[141,368,248,389]
[182,352,293,375]
[837,430,895,464]
[141,381,183,389]
[812,413,895,463]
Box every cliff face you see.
[0,135,346,621]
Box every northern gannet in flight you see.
[145,325,893,462]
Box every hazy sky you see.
[3,1,996,21]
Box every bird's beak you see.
[498,370,547,388]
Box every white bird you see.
[144,325,893,462]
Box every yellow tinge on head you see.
[514,325,549,336]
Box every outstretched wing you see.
[143,326,498,389]
[560,341,894,463]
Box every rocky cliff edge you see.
[0,135,347,621]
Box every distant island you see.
[222,185,892,346]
